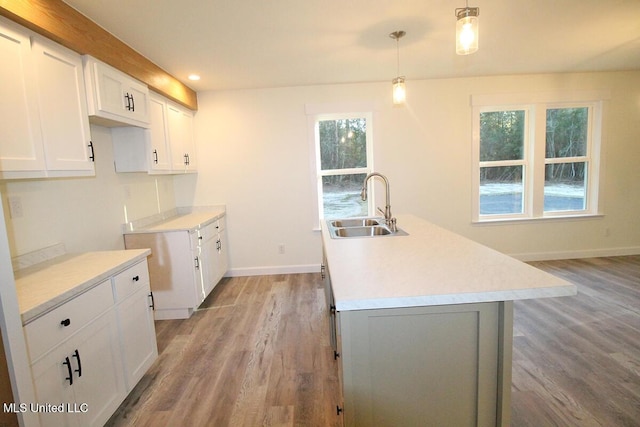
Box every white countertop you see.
[321,214,577,311]
[15,249,151,324]
[124,208,225,233]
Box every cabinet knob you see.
[132,275,140,282]
[60,318,71,327]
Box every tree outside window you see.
[315,115,373,219]
[473,99,601,222]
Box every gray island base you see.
[321,214,576,426]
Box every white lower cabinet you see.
[123,214,228,320]
[23,258,157,427]
[199,217,228,298]
[124,230,202,320]
[113,260,158,390]
[30,309,125,427]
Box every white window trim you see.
[471,91,607,224]
[306,104,376,229]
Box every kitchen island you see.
[321,214,576,426]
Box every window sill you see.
[472,213,604,226]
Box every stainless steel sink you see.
[327,217,407,239]
[333,225,392,238]
[330,218,381,227]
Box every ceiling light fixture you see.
[455,1,479,55]
[389,30,406,105]
[188,74,201,81]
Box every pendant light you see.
[455,1,479,55]
[389,30,406,105]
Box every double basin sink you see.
[327,217,407,239]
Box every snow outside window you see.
[472,94,603,223]
[313,113,373,220]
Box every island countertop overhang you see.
[321,214,577,311]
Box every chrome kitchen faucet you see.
[361,172,397,232]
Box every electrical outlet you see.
[8,196,23,218]
[278,244,285,254]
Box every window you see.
[472,94,603,222]
[313,113,373,220]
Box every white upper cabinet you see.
[32,38,94,174]
[0,17,94,179]
[112,91,197,174]
[147,93,172,172]
[83,55,150,127]
[0,19,44,173]
[167,102,197,172]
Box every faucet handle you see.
[388,217,398,233]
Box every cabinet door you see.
[190,231,207,304]
[86,58,150,127]
[31,310,126,427]
[126,80,150,125]
[91,61,128,118]
[215,227,229,283]
[168,103,197,172]
[30,344,78,427]
[148,93,172,172]
[68,310,126,427]
[340,303,500,427]
[199,232,218,298]
[32,38,94,174]
[0,19,45,173]
[117,285,158,390]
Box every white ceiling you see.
[64,0,640,92]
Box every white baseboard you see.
[225,247,640,277]
[226,264,321,277]
[510,246,640,262]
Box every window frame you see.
[309,111,374,224]
[471,92,605,223]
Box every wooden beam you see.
[0,0,198,110]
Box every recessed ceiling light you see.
[188,74,201,81]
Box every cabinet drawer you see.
[113,260,150,302]
[200,217,225,241]
[199,222,218,241]
[24,280,114,362]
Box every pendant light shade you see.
[392,77,406,105]
[389,30,406,105]
[455,4,479,55]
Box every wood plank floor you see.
[512,255,640,426]
[106,256,640,426]
[106,274,341,427]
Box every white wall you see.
[175,71,640,272]
[1,124,177,257]
[1,71,638,272]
